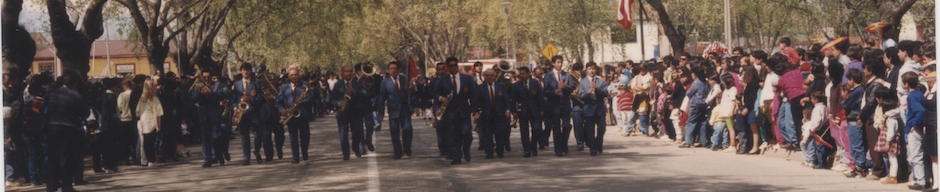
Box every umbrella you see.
[702,42,729,60]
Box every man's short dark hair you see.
[517,66,530,73]
[571,62,583,71]
[751,50,768,62]
[902,71,920,88]
[898,40,917,57]
[847,44,863,61]
[240,63,253,71]
[473,62,483,67]
[864,54,886,79]
[925,43,936,59]
[436,62,445,67]
[551,55,564,63]
[845,68,863,84]
[827,57,844,84]
[388,61,401,69]
[733,47,745,54]
[445,57,459,64]
[618,62,626,69]
[779,37,791,47]
[355,63,363,71]
[585,61,597,69]
[834,39,849,54]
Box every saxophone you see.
[279,84,308,124]
[569,70,585,104]
[233,83,250,124]
[338,80,354,112]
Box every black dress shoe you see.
[590,151,597,156]
[292,160,300,164]
[367,143,375,151]
[523,152,531,157]
[224,153,231,161]
[202,163,212,168]
[74,180,89,185]
[679,144,692,148]
[908,183,924,190]
[404,149,412,156]
[450,159,462,165]
[464,156,471,162]
[497,153,504,158]
[485,154,494,159]
[93,168,106,173]
[265,157,273,162]
[354,151,362,158]
[242,160,251,165]
[394,154,402,159]
[343,156,350,161]
[302,154,308,161]
[277,151,283,159]
[694,144,707,148]
[505,146,511,152]
[532,149,538,156]
[539,146,545,149]
[555,152,563,157]
[218,159,225,165]
[577,143,585,151]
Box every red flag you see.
[617,0,634,30]
[408,57,418,87]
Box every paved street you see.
[8,114,910,191]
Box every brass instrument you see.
[279,84,309,124]
[360,62,376,94]
[432,92,454,128]
[257,70,279,107]
[569,69,585,104]
[233,82,250,124]
[338,79,354,112]
[191,71,211,108]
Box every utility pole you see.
[723,0,731,47]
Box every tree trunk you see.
[47,0,108,79]
[1,0,36,77]
[874,0,918,41]
[646,0,686,57]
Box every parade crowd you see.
[2,36,939,192]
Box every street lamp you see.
[501,2,511,60]
[457,27,466,61]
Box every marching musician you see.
[355,62,381,154]
[257,73,279,162]
[533,67,550,149]
[232,63,263,165]
[435,57,475,165]
[429,63,448,157]
[543,55,576,156]
[376,62,416,159]
[278,67,315,163]
[569,63,586,152]
[511,67,546,157]
[579,62,609,156]
[191,70,230,167]
[471,69,511,159]
[471,62,484,150]
[330,66,367,160]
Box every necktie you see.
[524,80,529,91]
[393,77,400,92]
[452,75,458,94]
[556,71,561,85]
[489,84,495,111]
[539,80,543,90]
[244,80,248,91]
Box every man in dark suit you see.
[569,63,586,152]
[435,57,475,165]
[233,63,263,165]
[579,62,609,156]
[278,67,315,163]
[428,63,448,157]
[331,66,367,160]
[43,70,89,192]
[543,55,576,156]
[511,67,545,157]
[472,69,511,159]
[377,62,417,159]
[533,67,550,149]
[192,71,230,167]
[355,63,382,154]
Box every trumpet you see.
[432,92,454,128]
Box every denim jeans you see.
[846,121,870,169]
[25,134,44,184]
[710,121,729,149]
[685,104,707,145]
[801,137,817,164]
[814,139,828,167]
[621,111,636,133]
[639,114,650,135]
[777,101,798,145]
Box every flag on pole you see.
[408,56,418,80]
[616,0,634,30]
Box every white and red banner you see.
[617,0,634,30]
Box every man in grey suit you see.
[377,62,416,159]
[332,66,367,160]
[579,62,609,156]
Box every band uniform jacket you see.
[579,76,609,117]
[232,78,263,124]
[511,78,546,119]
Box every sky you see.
[19,1,130,41]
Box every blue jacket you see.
[841,86,865,121]
[472,82,510,118]
[329,79,366,120]
[578,76,608,117]
[686,79,710,106]
[278,82,315,122]
[511,78,546,119]
[232,79,263,123]
[543,70,575,114]
[906,89,926,133]
[191,82,229,123]
[434,73,474,121]
[377,74,413,119]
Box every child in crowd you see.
[720,74,738,152]
[669,100,683,143]
[733,95,750,154]
[874,92,902,184]
[800,91,827,168]
[708,101,728,151]
[617,85,636,136]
